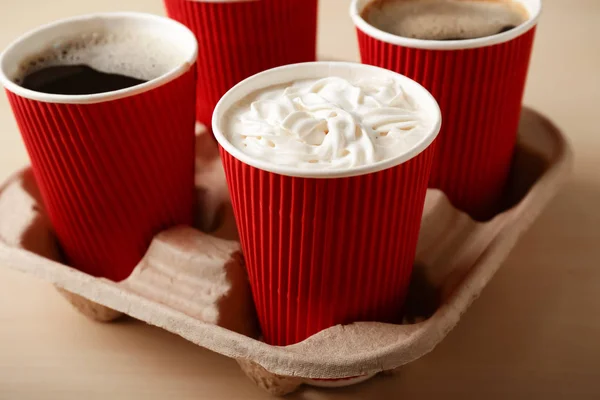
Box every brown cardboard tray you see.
[0,108,572,395]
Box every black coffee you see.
[21,65,146,95]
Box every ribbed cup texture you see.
[5,69,197,282]
[164,0,319,128]
[220,146,435,345]
[357,28,536,219]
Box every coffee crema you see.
[361,0,529,41]
[13,28,187,95]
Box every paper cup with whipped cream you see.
[163,0,318,129]
[213,62,441,345]
[351,0,541,220]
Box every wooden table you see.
[1,1,598,398]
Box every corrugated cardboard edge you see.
[0,108,572,380]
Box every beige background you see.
[0,0,599,399]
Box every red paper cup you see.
[0,13,198,281]
[163,0,318,128]
[212,62,441,345]
[351,0,541,220]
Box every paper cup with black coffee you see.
[212,62,441,345]
[351,0,541,219]
[0,13,198,281]
[163,0,318,129]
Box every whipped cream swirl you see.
[224,77,431,170]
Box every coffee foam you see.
[14,28,186,85]
[362,0,529,41]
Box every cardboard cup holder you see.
[0,108,571,395]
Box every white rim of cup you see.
[211,62,442,179]
[0,12,198,104]
[350,0,542,51]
